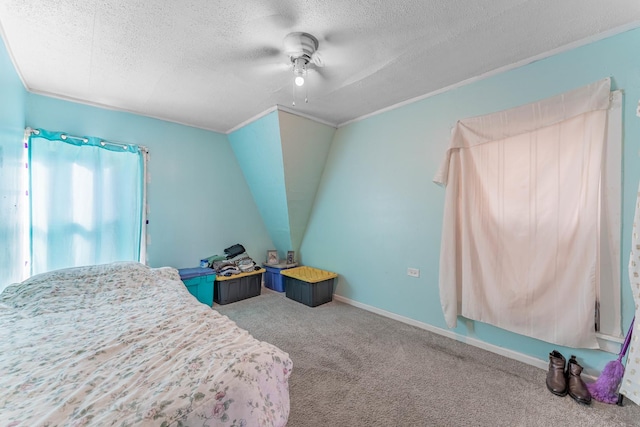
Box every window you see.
[26,128,147,276]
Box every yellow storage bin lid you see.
[215,268,265,281]
[280,266,338,283]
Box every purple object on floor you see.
[587,360,625,404]
[587,316,634,404]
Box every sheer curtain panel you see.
[433,79,615,349]
[28,128,144,275]
[619,181,640,404]
[0,129,30,291]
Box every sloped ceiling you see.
[228,110,335,259]
[1,1,639,133]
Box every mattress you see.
[0,262,292,426]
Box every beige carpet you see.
[215,289,640,427]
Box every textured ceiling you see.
[1,0,640,133]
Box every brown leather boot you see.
[567,355,591,405]
[546,350,567,396]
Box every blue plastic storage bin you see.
[178,267,216,306]
[263,263,297,292]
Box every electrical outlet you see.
[636,100,640,118]
[407,268,420,278]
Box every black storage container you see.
[281,266,337,307]
[214,269,263,305]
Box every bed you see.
[0,262,292,426]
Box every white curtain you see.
[433,78,612,348]
[29,129,145,275]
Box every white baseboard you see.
[332,294,550,373]
[331,294,612,379]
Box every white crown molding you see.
[338,21,640,128]
[274,105,337,129]
[0,21,28,90]
[225,104,337,134]
[7,19,639,138]
[225,106,279,134]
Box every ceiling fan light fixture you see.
[285,32,317,107]
[292,56,307,86]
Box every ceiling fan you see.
[231,16,382,104]
[281,32,324,105]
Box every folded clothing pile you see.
[236,256,257,272]
[213,261,241,276]
[210,244,259,277]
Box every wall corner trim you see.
[226,106,279,134]
[276,105,337,129]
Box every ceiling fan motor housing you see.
[283,32,319,64]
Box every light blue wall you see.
[22,95,273,270]
[302,27,640,371]
[0,36,27,287]
[229,111,291,259]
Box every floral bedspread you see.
[0,262,292,426]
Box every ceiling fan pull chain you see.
[292,79,296,106]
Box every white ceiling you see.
[1,1,639,133]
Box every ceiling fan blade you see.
[257,61,291,74]
[246,0,299,32]
[310,52,324,68]
[248,45,282,61]
[221,44,282,66]
[236,0,299,64]
[319,29,357,47]
[258,13,296,30]
[311,66,330,81]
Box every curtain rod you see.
[27,128,148,152]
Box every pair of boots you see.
[546,350,591,405]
